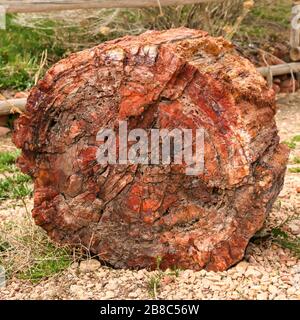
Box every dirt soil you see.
[0,92,299,300]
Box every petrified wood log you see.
[13,28,289,271]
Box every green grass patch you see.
[289,167,300,173]
[250,2,290,28]
[0,173,32,200]
[18,244,71,282]
[0,150,21,173]
[293,156,300,164]
[237,0,290,43]
[292,135,300,143]
[0,219,72,282]
[0,150,32,200]
[0,15,65,90]
[283,140,296,149]
[282,135,300,150]
[147,256,180,298]
[0,150,72,283]
[271,227,300,258]
[148,273,162,298]
[0,238,10,252]
[253,221,300,259]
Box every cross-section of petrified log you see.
[13,28,289,271]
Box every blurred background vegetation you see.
[0,0,292,91]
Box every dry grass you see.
[0,149,73,283]
[0,148,97,283]
[13,1,248,51]
[0,212,72,282]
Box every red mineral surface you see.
[13,28,289,271]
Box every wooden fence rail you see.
[1,0,223,13]
[257,63,300,77]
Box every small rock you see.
[70,262,79,269]
[201,278,211,289]
[99,26,111,36]
[128,292,138,298]
[161,275,174,286]
[289,221,300,236]
[257,292,268,300]
[199,269,207,276]
[69,285,82,295]
[30,293,41,300]
[42,289,56,299]
[0,127,10,137]
[104,290,116,299]
[268,284,279,295]
[79,259,101,273]
[135,269,145,280]
[245,266,262,278]
[272,84,281,94]
[235,261,249,274]
[105,280,119,291]
[287,287,296,295]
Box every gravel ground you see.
[0,93,299,300]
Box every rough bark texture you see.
[13,28,289,271]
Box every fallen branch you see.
[0,98,27,116]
